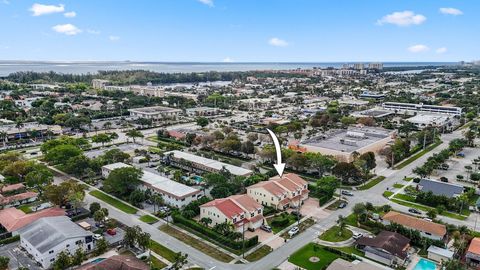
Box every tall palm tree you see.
[337,215,346,236]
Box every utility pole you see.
[423,131,427,150]
[242,222,245,259]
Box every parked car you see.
[440,177,449,183]
[457,152,465,157]
[93,234,103,240]
[353,232,363,240]
[437,163,449,170]
[260,224,272,233]
[107,228,117,235]
[95,222,105,228]
[408,208,421,214]
[288,226,299,237]
[341,190,354,196]
[338,201,348,209]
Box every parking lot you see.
[0,242,42,270]
[300,198,330,220]
[80,218,126,246]
[431,146,480,186]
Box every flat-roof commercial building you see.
[102,163,202,208]
[186,107,218,117]
[406,113,456,130]
[417,179,464,198]
[295,127,395,162]
[382,102,462,116]
[130,85,165,98]
[164,150,253,176]
[351,108,393,118]
[0,122,62,141]
[128,106,182,120]
[19,216,94,269]
[359,91,385,100]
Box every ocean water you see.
[0,61,456,76]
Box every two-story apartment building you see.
[246,173,309,210]
[19,216,94,269]
[200,194,264,232]
[466,238,480,267]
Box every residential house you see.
[466,237,480,266]
[417,179,464,198]
[19,216,95,269]
[0,191,38,209]
[355,231,410,267]
[427,245,454,263]
[382,211,447,240]
[0,207,65,237]
[200,194,264,232]
[326,258,386,270]
[246,173,309,210]
[75,255,149,270]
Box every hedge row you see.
[172,213,258,250]
[0,235,20,245]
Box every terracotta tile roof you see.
[75,255,149,270]
[229,194,262,212]
[468,238,480,255]
[201,198,244,219]
[282,173,308,186]
[248,214,264,223]
[168,130,186,140]
[0,207,65,232]
[382,211,446,237]
[248,181,286,197]
[0,183,25,193]
[270,173,308,192]
[0,191,38,205]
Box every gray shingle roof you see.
[418,179,464,198]
[18,216,92,254]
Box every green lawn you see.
[159,225,234,262]
[390,199,467,220]
[403,177,414,182]
[139,214,159,224]
[395,140,442,169]
[319,226,353,242]
[17,205,33,214]
[326,199,346,210]
[344,213,358,227]
[332,246,365,257]
[150,240,177,262]
[393,193,416,202]
[150,256,168,269]
[383,191,394,198]
[245,245,272,262]
[393,183,405,189]
[288,243,342,270]
[89,190,137,214]
[357,176,386,190]
[266,213,298,234]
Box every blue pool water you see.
[413,258,437,270]
[91,258,106,264]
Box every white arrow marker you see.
[266,128,286,177]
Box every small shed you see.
[77,221,92,230]
[427,245,454,263]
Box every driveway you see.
[300,198,330,220]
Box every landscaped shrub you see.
[271,215,290,227]
[471,173,480,181]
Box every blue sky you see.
[0,0,478,62]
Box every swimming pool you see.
[91,258,106,264]
[413,258,437,270]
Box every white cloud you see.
[222,57,233,63]
[109,35,120,41]
[198,0,214,7]
[440,7,463,16]
[64,11,76,18]
[86,29,101,35]
[2,0,10,5]
[269,37,288,47]
[30,3,65,16]
[436,47,448,54]
[52,24,82,35]
[377,11,426,26]
[408,44,430,53]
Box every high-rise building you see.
[368,62,384,70]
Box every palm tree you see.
[200,217,212,227]
[151,194,164,213]
[0,131,7,147]
[337,215,346,236]
[126,129,144,143]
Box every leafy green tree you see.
[129,189,146,207]
[44,144,82,165]
[93,238,109,256]
[89,202,101,215]
[103,167,142,197]
[126,129,144,143]
[92,133,112,147]
[332,162,362,185]
[171,252,188,270]
[25,164,53,196]
[0,256,9,270]
[71,248,86,266]
[196,117,209,127]
[53,251,71,270]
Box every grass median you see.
[357,176,386,190]
[319,226,353,242]
[395,140,442,169]
[89,190,137,214]
[391,198,467,220]
[150,240,177,262]
[159,224,234,263]
[245,245,272,262]
[139,214,159,224]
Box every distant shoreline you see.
[0,61,457,77]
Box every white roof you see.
[102,163,200,198]
[165,150,253,176]
[427,245,454,258]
